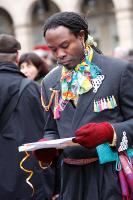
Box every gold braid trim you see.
[41,87,59,112]
[20,151,34,196]
[39,161,52,169]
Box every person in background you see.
[33,12,133,200]
[19,52,49,83]
[113,47,133,64]
[113,46,129,60]
[33,45,56,70]
[125,49,133,63]
[0,34,55,200]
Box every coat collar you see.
[0,61,26,77]
[50,65,62,91]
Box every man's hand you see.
[32,138,58,163]
[52,194,59,200]
[73,122,114,148]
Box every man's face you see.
[45,26,85,70]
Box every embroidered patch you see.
[94,95,117,112]
[118,131,128,152]
[91,75,105,93]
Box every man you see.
[0,34,55,200]
[34,12,133,199]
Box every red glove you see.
[33,138,58,163]
[73,122,114,148]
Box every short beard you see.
[61,55,85,70]
[65,64,75,70]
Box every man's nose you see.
[56,49,66,59]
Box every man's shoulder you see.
[104,54,129,67]
[42,65,62,85]
[101,54,132,74]
[44,65,61,80]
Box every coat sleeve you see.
[112,63,133,150]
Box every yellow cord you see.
[20,151,34,196]
[41,87,58,111]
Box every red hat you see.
[33,45,51,52]
[33,45,51,58]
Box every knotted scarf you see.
[60,46,101,103]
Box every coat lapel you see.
[72,88,95,131]
[49,65,62,92]
[72,50,106,130]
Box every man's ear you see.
[16,51,19,64]
[78,30,85,46]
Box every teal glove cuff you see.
[96,143,119,164]
[96,143,133,165]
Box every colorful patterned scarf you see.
[53,46,102,119]
[60,46,101,103]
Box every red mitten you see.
[73,122,114,148]
[33,138,58,163]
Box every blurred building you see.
[0,0,133,54]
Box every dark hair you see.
[19,52,49,80]
[129,49,133,56]
[43,11,102,54]
[126,49,133,64]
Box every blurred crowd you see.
[112,46,133,63]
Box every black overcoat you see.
[42,51,133,200]
[0,62,55,200]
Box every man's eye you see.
[62,43,69,48]
[51,49,56,52]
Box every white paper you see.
[18,137,76,152]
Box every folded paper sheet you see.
[18,137,76,152]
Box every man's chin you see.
[59,60,78,70]
[65,65,75,70]
[59,62,75,70]
[63,62,77,70]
